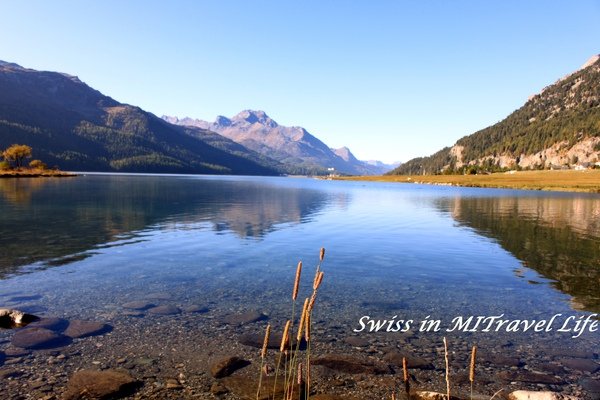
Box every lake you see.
[1,174,599,399]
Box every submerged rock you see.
[222,310,266,325]
[26,317,69,332]
[121,301,155,310]
[239,332,307,351]
[184,305,209,313]
[344,336,370,347]
[11,327,71,349]
[0,308,39,328]
[498,370,563,385]
[508,390,579,400]
[312,354,391,374]
[559,357,600,373]
[63,369,138,400]
[210,356,251,378]
[3,346,29,357]
[384,351,434,370]
[147,305,181,315]
[64,320,111,338]
[221,375,297,400]
[413,391,464,400]
[580,378,600,394]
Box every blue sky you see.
[1,1,599,163]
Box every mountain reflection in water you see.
[437,195,600,313]
[0,175,337,277]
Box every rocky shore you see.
[1,295,599,400]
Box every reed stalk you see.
[256,324,271,400]
[469,345,477,400]
[403,356,410,399]
[443,337,450,400]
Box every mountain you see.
[392,55,600,175]
[0,61,279,175]
[164,111,391,175]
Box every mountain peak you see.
[0,60,25,70]
[581,54,600,70]
[214,115,232,126]
[232,110,278,127]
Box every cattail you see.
[391,392,396,400]
[443,337,450,400]
[313,271,324,290]
[402,356,408,382]
[261,324,271,359]
[280,320,291,353]
[292,261,302,301]
[297,362,303,385]
[304,312,311,342]
[319,247,325,261]
[312,261,321,288]
[297,298,309,341]
[304,311,310,343]
[308,291,317,311]
[469,345,477,383]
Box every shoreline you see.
[0,170,77,178]
[333,170,600,193]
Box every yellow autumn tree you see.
[2,144,32,168]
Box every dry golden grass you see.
[334,170,600,193]
[0,168,75,178]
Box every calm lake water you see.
[1,174,599,397]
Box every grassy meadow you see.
[335,170,600,193]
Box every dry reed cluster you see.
[254,248,491,400]
[256,247,326,400]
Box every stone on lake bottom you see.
[11,327,71,350]
[508,390,579,400]
[413,391,464,400]
[222,310,266,325]
[344,336,370,347]
[497,370,563,385]
[210,381,229,395]
[0,308,39,328]
[63,369,137,400]
[4,346,30,357]
[221,375,300,400]
[121,301,155,310]
[384,351,434,370]
[239,332,307,351]
[312,354,391,375]
[147,305,181,315]
[210,356,251,378]
[184,305,209,313]
[559,357,600,373]
[64,320,111,338]
[26,317,69,332]
[580,378,600,394]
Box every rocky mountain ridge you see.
[164,111,393,175]
[392,54,600,175]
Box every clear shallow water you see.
[1,174,599,396]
